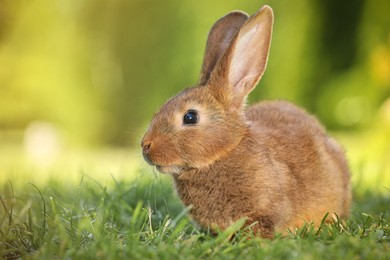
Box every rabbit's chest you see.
[173,166,257,229]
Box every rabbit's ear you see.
[199,11,249,85]
[209,6,273,108]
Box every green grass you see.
[1,168,389,259]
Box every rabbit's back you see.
[247,100,351,226]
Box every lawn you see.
[0,145,389,259]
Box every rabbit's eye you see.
[183,110,199,125]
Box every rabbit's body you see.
[173,100,350,237]
[141,6,351,237]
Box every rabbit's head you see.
[141,6,274,174]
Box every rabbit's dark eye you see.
[183,110,199,125]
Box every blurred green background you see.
[0,0,389,185]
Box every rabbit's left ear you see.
[209,6,274,108]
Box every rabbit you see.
[141,5,351,238]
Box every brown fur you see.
[141,6,351,238]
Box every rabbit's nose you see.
[142,142,152,155]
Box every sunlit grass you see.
[335,124,390,196]
[1,166,389,258]
[0,143,143,187]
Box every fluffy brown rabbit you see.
[141,5,351,238]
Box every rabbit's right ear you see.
[199,11,249,85]
[208,6,273,109]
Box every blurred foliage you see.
[0,0,389,146]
